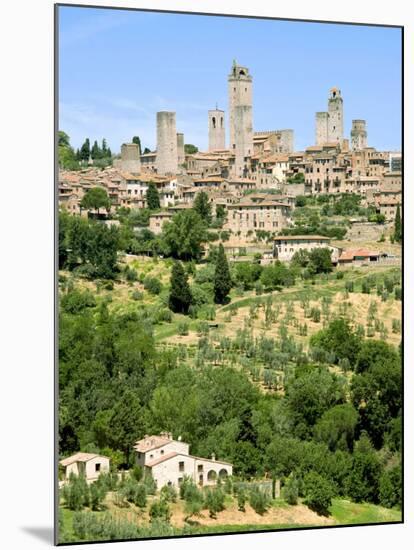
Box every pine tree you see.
[194,191,212,224]
[214,243,232,304]
[146,182,160,210]
[169,261,192,314]
[394,205,402,243]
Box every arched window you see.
[207,470,217,481]
[212,116,216,129]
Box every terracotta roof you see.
[134,435,172,453]
[60,452,104,467]
[146,452,178,467]
[339,248,379,261]
[274,235,330,241]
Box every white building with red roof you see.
[134,433,232,489]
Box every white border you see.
[1,1,412,549]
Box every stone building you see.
[60,453,110,482]
[351,120,368,151]
[253,130,294,155]
[228,60,253,177]
[208,108,226,151]
[273,235,340,263]
[120,143,141,174]
[315,112,329,145]
[134,433,232,489]
[149,211,174,234]
[225,196,291,236]
[156,111,178,175]
[176,132,185,167]
[328,88,344,144]
[315,88,344,145]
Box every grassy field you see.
[58,495,401,543]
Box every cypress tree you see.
[91,140,100,159]
[194,191,212,224]
[394,204,402,243]
[146,182,160,210]
[169,261,192,314]
[80,138,90,161]
[132,136,142,155]
[214,243,232,304]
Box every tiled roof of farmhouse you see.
[339,248,379,261]
[146,452,178,467]
[60,452,101,467]
[134,435,173,453]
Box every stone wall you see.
[176,132,185,167]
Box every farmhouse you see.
[338,248,380,265]
[134,433,232,489]
[59,452,110,482]
[273,235,340,263]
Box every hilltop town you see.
[58,61,402,543]
[59,60,402,265]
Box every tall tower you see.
[176,132,185,166]
[120,143,141,173]
[208,108,225,151]
[351,120,367,151]
[315,112,329,145]
[156,111,178,175]
[327,87,343,143]
[228,60,253,177]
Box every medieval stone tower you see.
[176,132,185,166]
[315,112,329,145]
[156,111,178,175]
[327,87,343,144]
[228,60,253,177]
[351,119,367,151]
[315,87,344,145]
[208,108,225,151]
[120,143,141,173]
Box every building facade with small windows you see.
[59,453,110,482]
[273,235,340,263]
[134,433,232,488]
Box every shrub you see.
[177,321,189,336]
[149,499,171,523]
[303,472,334,516]
[310,307,321,323]
[394,286,402,300]
[103,280,114,291]
[336,271,344,280]
[392,319,401,333]
[204,487,226,519]
[237,489,247,512]
[283,475,299,505]
[160,484,177,503]
[142,472,157,495]
[89,482,106,511]
[125,266,138,282]
[143,276,162,295]
[61,290,96,314]
[131,290,143,301]
[131,465,143,482]
[249,486,271,515]
[345,281,354,293]
[133,483,147,508]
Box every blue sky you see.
[58,6,402,153]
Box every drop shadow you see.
[21,526,54,544]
